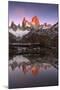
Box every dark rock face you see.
[17,24,20,29]
[50,22,58,48]
[50,22,58,31]
[9,32,17,43]
[22,17,26,28]
[10,21,17,31]
[21,32,51,47]
[51,35,58,47]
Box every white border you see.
[0,0,60,90]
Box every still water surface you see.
[9,55,58,88]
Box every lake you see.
[8,54,58,88]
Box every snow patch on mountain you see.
[9,28,30,37]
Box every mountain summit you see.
[31,16,40,26]
[22,16,40,29]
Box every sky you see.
[8,1,58,26]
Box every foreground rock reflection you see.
[9,56,52,75]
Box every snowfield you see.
[9,28,30,37]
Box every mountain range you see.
[9,22,58,46]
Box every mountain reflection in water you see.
[9,55,58,88]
